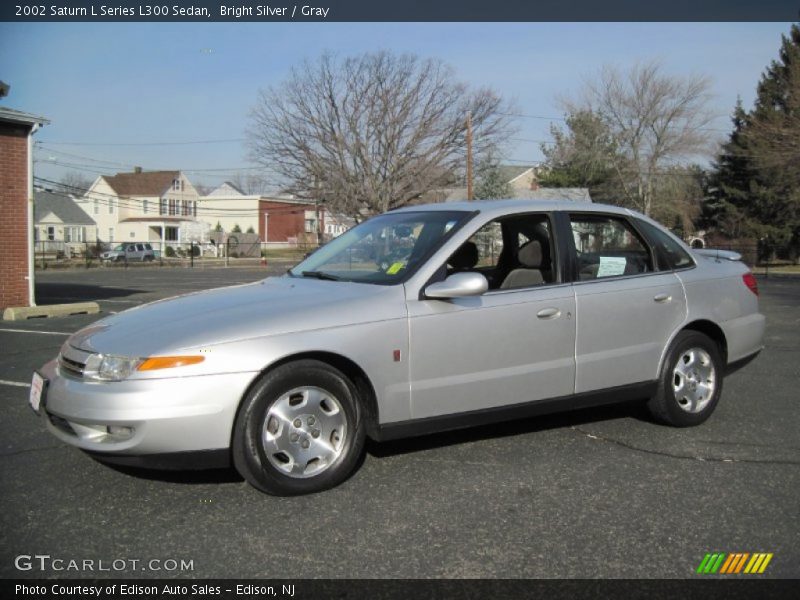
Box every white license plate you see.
[29,372,46,414]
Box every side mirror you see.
[425,272,488,299]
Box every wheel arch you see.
[660,319,728,375]
[234,351,381,445]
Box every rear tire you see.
[232,360,365,495]
[647,331,724,427]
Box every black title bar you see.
[3,0,800,22]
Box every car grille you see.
[58,354,86,378]
[58,343,94,379]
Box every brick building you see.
[0,107,48,311]
[259,197,325,245]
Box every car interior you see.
[445,214,556,290]
[569,215,653,280]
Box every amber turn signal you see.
[137,356,205,371]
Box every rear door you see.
[565,212,686,393]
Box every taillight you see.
[742,272,759,296]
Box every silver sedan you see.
[31,200,765,495]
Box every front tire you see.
[647,331,724,427]
[232,360,365,495]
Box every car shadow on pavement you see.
[36,282,145,305]
[366,399,652,458]
[97,461,244,485]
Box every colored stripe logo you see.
[696,552,773,574]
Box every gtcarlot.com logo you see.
[696,552,773,575]
[14,554,194,572]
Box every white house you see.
[197,181,261,234]
[34,189,97,256]
[77,169,205,246]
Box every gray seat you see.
[500,240,544,289]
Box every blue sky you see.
[0,21,792,190]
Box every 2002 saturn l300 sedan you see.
[31,200,765,495]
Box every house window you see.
[93,199,99,215]
[143,199,148,214]
[108,227,114,242]
[47,226,55,241]
[169,199,178,216]
[130,231,136,238]
[160,198,167,215]
[173,179,181,191]
[181,200,187,216]
[109,199,114,214]
[64,227,85,243]
[305,219,316,233]
[192,201,197,217]
[165,227,179,242]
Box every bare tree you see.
[59,171,94,196]
[568,61,715,216]
[247,51,514,216]
[229,171,273,196]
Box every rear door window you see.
[569,214,653,280]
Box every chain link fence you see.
[34,240,316,269]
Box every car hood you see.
[68,276,407,357]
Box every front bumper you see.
[38,359,257,456]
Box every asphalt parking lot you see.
[1,267,798,579]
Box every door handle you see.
[653,293,672,303]
[537,307,561,319]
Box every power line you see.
[38,137,246,147]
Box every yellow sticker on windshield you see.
[386,262,404,275]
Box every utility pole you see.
[314,176,322,247]
[466,111,473,201]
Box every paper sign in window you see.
[597,256,627,277]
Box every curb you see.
[3,302,100,321]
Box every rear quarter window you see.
[635,220,695,271]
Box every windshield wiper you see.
[301,270,341,281]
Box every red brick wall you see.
[0,122,31,310]
[259,200,325,243]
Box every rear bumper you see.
[721,312,766,364]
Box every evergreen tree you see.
[474,155,512,200]
[537,110,628,205]
[709,24,800,260]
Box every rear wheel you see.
[232,360,365,495]
[647,331,724,427]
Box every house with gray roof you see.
[416,164,592,204]
[34,189,97,256]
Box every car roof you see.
[391,199,640,220]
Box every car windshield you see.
[290,210,471,284]
[113,245,124,251]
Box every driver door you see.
[406,213,576,420]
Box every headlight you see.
[81,353,205,381]
[84,354,142,381]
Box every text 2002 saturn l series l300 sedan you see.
[30,200,765,495]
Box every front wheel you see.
[232,360,365,495]
[647,331,724,427]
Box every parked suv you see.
[100,242,155,262]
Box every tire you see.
[647,330,724,427]
[232,360,365,495]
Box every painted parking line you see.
[0,328,70,336]
[0,379,31,388]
